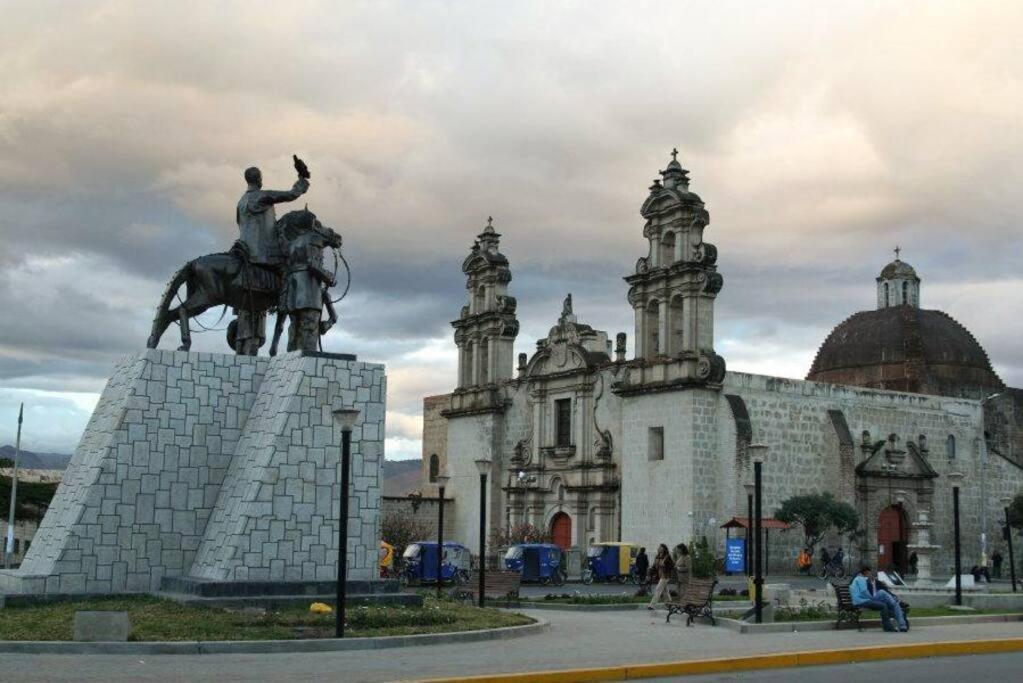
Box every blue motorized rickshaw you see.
[401,541,471,586]
[583,542,639,584]
[504,543,566,585]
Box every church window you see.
[555,398,572,447]
[661,232,676,266]
[474,285,486,313]
[902,281,908,304]
[588,507,596,531]
[648,426,665,461]
[669,296,684,355]
[884,283,890,307]
[947,434,956,459]
[479,338,490,384]
[429,454,440,482]
[646,300,660,355]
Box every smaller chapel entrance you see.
[877,505,909,575]
[551,512,572,550]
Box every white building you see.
[427,153,1023,577]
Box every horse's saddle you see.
[229,241,282,295]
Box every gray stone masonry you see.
[0,350,385,594]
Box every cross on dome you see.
[894,245,901,260]
[671,147,679,161]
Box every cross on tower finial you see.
[671,147,679,161]
[894,245,901,260]
[487,216,493,227]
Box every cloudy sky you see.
[1,1,1021,459]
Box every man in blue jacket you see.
[849,564,908,632]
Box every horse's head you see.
[278,208,343,249]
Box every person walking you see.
[672,542,691,598]
[647,544,675,610]
[635,547,650,592]
[992,550,1003,579]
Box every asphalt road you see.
[648,652,1023,681]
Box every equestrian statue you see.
[147,156,344,355]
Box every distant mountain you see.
[0,445,72,470]
[383,458,422,497]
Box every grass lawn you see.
[0,595,532,641]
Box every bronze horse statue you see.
[147,209,342,352]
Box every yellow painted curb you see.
[413,637,1023,683]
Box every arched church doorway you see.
[877,505,908,574]
[551,512,572,550]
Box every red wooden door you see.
[551,512,572,549]
[877,505,907,574]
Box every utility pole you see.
[5,403,23,569]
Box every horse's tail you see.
[147,262,193,349]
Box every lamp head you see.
[435,471,451,488]
[743,482,755,496]
[947,470,965,489]
[332,407,361,432]
[474,458,492,476]
[748,443,767,464]
[1001,495,1014,507]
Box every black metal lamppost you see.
[748,443,767,624]
[332,407,361,639]
[744,481,754,577]
[1002,496,1017,593]
[949,470,964,606]
[475,458,492,607]
[435,470,450,600]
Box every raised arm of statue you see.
[257,177,310,207]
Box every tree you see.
[775,492,858,556]
[493,523,552,548]
[0,458,13,468]
[380,511,431,562]
[1007,491,1023,530]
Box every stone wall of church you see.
[715,372,1023,574]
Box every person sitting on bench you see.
[850,564,908,632]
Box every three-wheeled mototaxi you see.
[583,542,638,584]
[401,541,471,586]
[504,543,566,585]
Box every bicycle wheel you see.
[582,569,594,585]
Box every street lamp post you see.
[331,407,360,639]
[749,443,768,624]
[949,471,964,606]
[475,458,492,607]
[743,481,754,577]
[435,471,450,600]
[1002,497,1017,593]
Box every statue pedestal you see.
[0,350,385,595]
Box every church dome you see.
[879,259,918,280]
[807,256,1004,399]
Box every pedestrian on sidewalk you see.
[647,544,675,610]
[992,550,1003,579]
[636,547,650,593]
[672,542,691,599]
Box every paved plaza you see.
[4,607,1023,682]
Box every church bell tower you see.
[448,218,519,414]
[616,150,725,393]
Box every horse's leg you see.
[269,311,286,356]
[178,305,192,351]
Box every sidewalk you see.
[4,608,1023,682]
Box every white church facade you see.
[423,153,1023,578]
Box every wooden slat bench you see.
[666,577,717,626]
[832,580,911,631]
[452,570,522,605]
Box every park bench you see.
[832,580,911,631]
[452,570,522,605]
[666,577,717,626]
